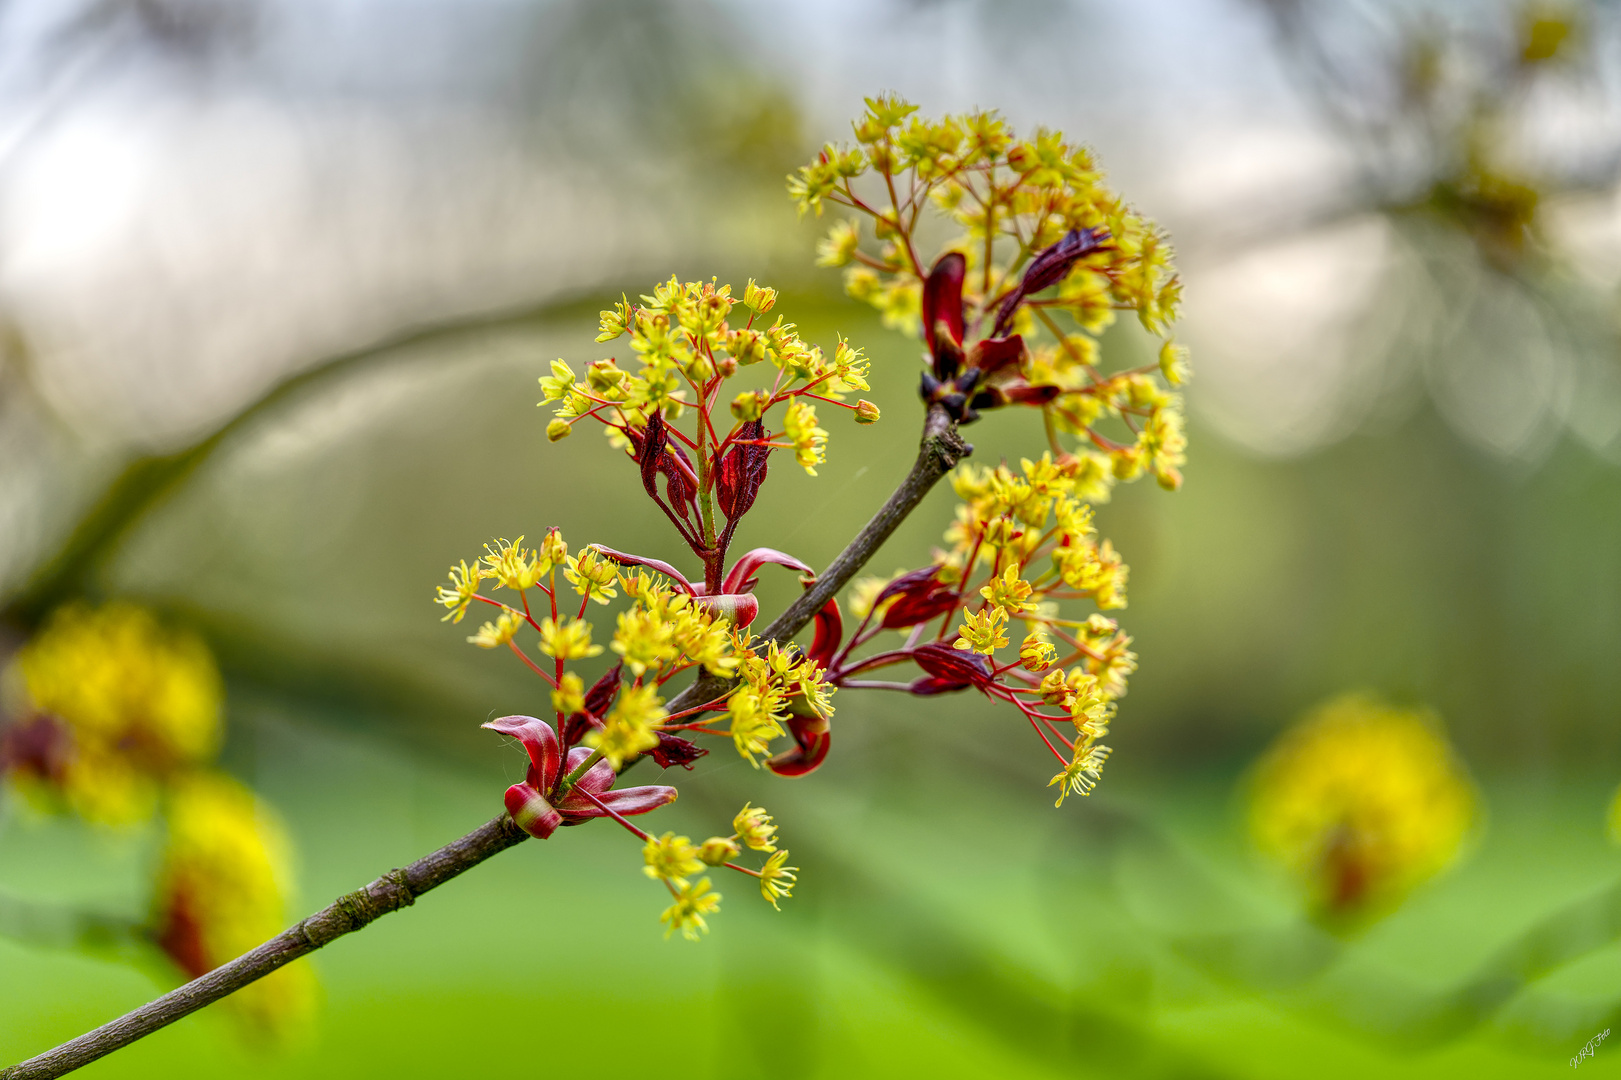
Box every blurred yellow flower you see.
[3,602,222,826]
[153,773,315,1037]
[1248,694,1478,922]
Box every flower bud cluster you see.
[438,527,823,936]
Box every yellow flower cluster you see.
[438,531,838,780]
[1248,694,1478,921]
[152,773,314,1035]
[642,803,799,939]
[932,456,1136,802]
[727,643,834,768]
[614,572,740,679]
[791,95,1189,483]
[4,602,222,825]
[540,277,878,472]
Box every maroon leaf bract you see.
[650,731,709,770]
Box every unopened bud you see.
[855,399,881,425]
[546,418,573,442]
[731,390,767,422]
[1019,633,1057,673]
[699,836,741,866]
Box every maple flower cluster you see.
[791,94,1188,489]
[820,454,1137,804]
[540,276,878,591]
[436,527,824,936]
[440,98,1195,939]
[0,602,310,1032]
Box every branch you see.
[665,402,970,713]
[2,405,969,1078]
[0,815,527,1080]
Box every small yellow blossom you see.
[482,537,545,591]
[727,687,786,768]
[565,547,620,605]
[467,610,524,650]
[743,278,777,314]
[551,672,585,715]
[660,877,721,941]
[734,803,779,852]
[953,606,1009,655]
[783,399,827,475]
[643,832,704,885]
[537,529,569,573]
[435,560,483,623]
[855,399,881,424]
[1049,745,1112,806]
[537,617,603,661]
[612,606,678,676]
[586,684,666,769]
[979,565,1035,614]
[758,849,798,909]
[815,219,861,267]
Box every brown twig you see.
[0,406,969,1079]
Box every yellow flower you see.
[537,528,569,574]
[1049,744,1111,806]
[815,219,861,267]
[467,610,524,650]
[564,547,620,605]
[643,832,704,885]
[153,773,314,1036]
[435,560,483,623]
[551,672,585,715]
[537,618,603,661]
[758,849,798,909]
[586,684,666,769]
[734,803,779,852]
[783,399,827,475]
[979,565,1035,614]
[611,606,678,676]
[953,606,1009,655]
[537,358,576,402]
[742,278,777,314]
[7,602,222,824]
[481,537,546,591]
[660,877,721,941]
[1248,694,1478,922]
[727,687,786,768]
